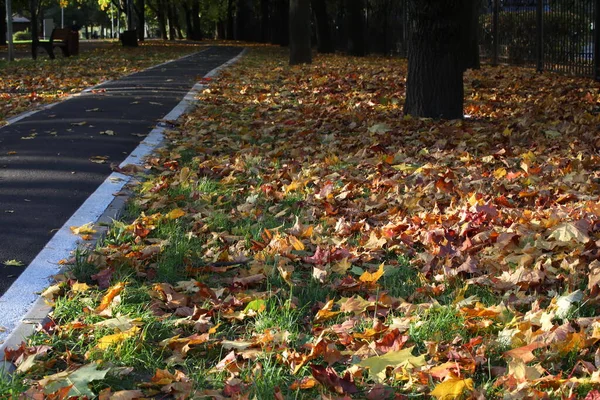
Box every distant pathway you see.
[0,46,243,295]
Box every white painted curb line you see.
[0,48,247,353]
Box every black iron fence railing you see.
[370,0,600,80]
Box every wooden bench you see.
[37,28,72,59]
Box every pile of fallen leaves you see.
[4,46,600,399]
[0,41,205,124]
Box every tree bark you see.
[462,0,479,70]
[226,0,234,39]
[260,0,270,43]
[403,0,466,119]
[167,2,177,40]
[191,0,202,40]
[311,0,334,53]
[236,0,251,41]
[345,0,366,56]
[272,0,289,46]
[30,0,39,59]
[183,1,193,39]
[0,0,6,46]
[135,0,145,41]
[289,0,312,65]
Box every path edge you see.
[0,47,247,373]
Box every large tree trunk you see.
[289,0,312,65]
[135,0,145,41]
[167,2,177,40]
[260,0,270,43]
[183,2,193,39]
[30,0,39,59]
[0,0,6,46]
[403,0,466,119]
[462,0,480,71]
[236,0,252,41]
[345,0,366,56]
[311,0,334,53]
[191,0,202,40]
[271,0,289,46]
[226,0,235,39]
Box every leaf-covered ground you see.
[0,41,207,125]
[3,46,600,399]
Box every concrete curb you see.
[0,48,247,372]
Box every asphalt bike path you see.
[0,46,242,296]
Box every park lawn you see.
[2,46,600,399]
[0,40,207,124]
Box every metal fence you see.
[478,0,599,78]
[368,0,600,80]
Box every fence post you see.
[492,0,499,66]
[536,0,543,72]
[595,0,600,80]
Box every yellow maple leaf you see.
[332,257,351,274]
[314,300,341,323]
[70,222,97,235]
[359,263,385,284]
[493,167,507,179]
[166,208,186,220]
[71,282,91,293]
[358,346,426,383]
[288,235,305,251]
[96,326,140,350]
[430,377,474,399]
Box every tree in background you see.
[0,0,6,46]
[345,0,366,56]
[289,0,311,65]
[312,0,334,53]
[404,0,479,119]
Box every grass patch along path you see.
[3,46,600,399]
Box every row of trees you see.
[1,0,480,118]
[288,0,480,119]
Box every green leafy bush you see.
[13,30,32,41]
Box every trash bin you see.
[120,30,138,47]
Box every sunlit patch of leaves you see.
[6,45,600,399]
[0,41,207,124]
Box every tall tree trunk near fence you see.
[226,0,235,39]
[236,0,252,41]
[135,0,145,41]
[192,0,202,40]
[30,0,39,59]
[271,0,289,46]
[260,0,270,43]
[311,0,335,53]
[167,3,177,40]
[289,0,312,65]
[404,0,466,119]
[462,0,479,70]
[0,0,6,46]
[345,0,367,56]
[184,2,193,39]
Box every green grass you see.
[409,305,467,350]
[0,368,29,397]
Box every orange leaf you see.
[96,282,126,312]
[359,263,385,284]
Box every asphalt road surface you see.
[0,45,243,295]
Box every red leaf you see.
[310,364,358,395]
